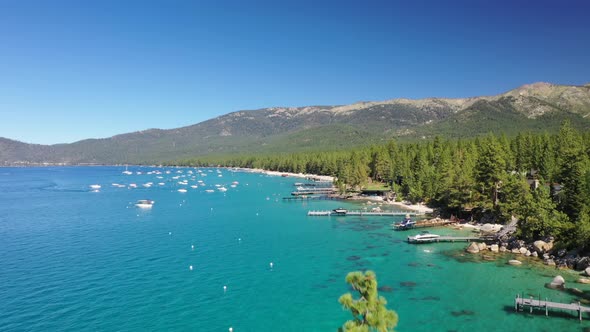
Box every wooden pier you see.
[514,294,590,320]
[406,235,490,243]
[292,188,336,196]
[282,196,337,201]
[307,210,418,217]
[393,219,457,230]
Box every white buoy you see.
[189,265,193,271]
[223,285,227,292]
[169,232,172,235]
[191,244,195,250]
[229,328,233,332]
[270,262,274,269]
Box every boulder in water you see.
[508,259,522,266]
[519,247,528,255]
[477,242,487,251]
[490,244,499,253]
[578,278,590,284]
[548,275,565,289]
[585,267,590,276]
[466,242,480,254]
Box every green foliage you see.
[339,271,398,332]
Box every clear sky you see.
[1,0,589,145]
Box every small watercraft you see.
[407,231,440,243]
[135,199,155,208]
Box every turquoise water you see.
[0,166,589,331]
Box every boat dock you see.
[307,210,418,217]
[514,294,590,320]
[292,188,336,196]
[406,235,490,243]
[282,196,338,201]
[393,219,457,230]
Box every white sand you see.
[236,168,335,182]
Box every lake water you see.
[0,166,588,331]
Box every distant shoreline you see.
[237,167,434,214]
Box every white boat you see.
[90,184,101,189]
[122,165,133,175]
[407,231,440,243]
[217,187,227,192]
[135,199,155,208]
[177,189,187,193]
[205,189,215,193]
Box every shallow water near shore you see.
[1,166,589,331]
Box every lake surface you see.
[0,166,588,331]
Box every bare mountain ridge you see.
[2,82,590,165]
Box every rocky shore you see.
[464,230,590,274]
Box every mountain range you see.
[2,82,590,165]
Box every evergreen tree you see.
[555,121,587,221]
[339,271,398,332]
[474,134,508,215]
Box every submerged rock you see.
[451,309,475,317]
[545,259,556,266]
[508,259,522,266]
[578,278,590,284]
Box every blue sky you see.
[1,0,589,144]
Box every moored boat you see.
[135,199,155,208]
[407,231,440,243]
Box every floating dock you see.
[307,210,418,217]
[514,294,590,320]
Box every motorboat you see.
[332,208,348,216]
[393,215,416,230]
[135,199,155,208]
[89,184,101,189]
[407,231,440,243]
[177,188,187,193]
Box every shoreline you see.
[237,167,434,214]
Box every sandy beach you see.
[236,168,335,182]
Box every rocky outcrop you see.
[490,244,499,253]
[533,240,554,254]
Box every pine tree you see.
[339,271,398,332]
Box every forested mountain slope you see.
[2,82,589,165]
